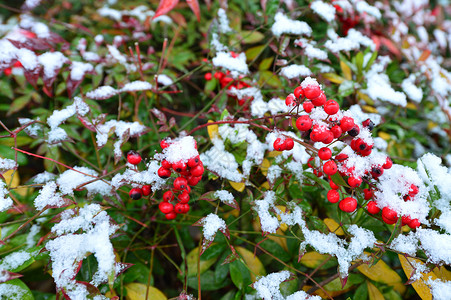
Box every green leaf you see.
[187,270,231,291]
[364,51,378,72]
[258,57,274,70]
[241,30,265,44]
[279,275,298,297]
[259,238,291,262]
[0,279,34,300]
[338,80,356,97]
[0,81,14,99]
[245,45,266,61]
[6,246,43,272]
[7,94,32,116]
[356,52,364,76]
[354,282,369,300]
[0,145,28,166]
[229,259,251,290]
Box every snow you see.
[304,45,328,60]
[0,249,36,271]
[271,12,312,38]
[402,75,423,102]
[95,120,146,158]
[159,136,199,164]
[217,8,232,33]
[0,181,13,212]
[156,74,173,86]
[38,51,68,79]
[325,29,375,53]
[311,1,336,22]
[200,214,227,241]
[214,190,234,205]
[46,204,118,298]
[33,181,65,210]
[86,86,118,100]
[22,0,43,10]
[0,158,17,172]
[70,61,94,81]
[111,161,167,191]
[47,97,89,129]
[253,271,319,300]
[355,1,381,19]
[17,48,38,70]
[120,81,152,92]
[280,64,312,79]
[212,52,249,77]
[56,166,111,196]
[428,278,451,300]
[0,283,26,298]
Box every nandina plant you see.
[0,0,450,300]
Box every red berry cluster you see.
[365,183,421,229]
[156,138,204,220]
[273,137,294,151]
[126,151,151,200]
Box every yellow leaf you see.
[358,91,374,104]
[260,181,270,189]
[267,151,282,157]
[433,266,451,281]
[427,121,437,130]
[299,252,330,269]
[302,285,350,298]
[378,132,391,141]
[323,218,344,236]
[207,120,219,140]
[186,246,218,277]
[2,169,29,197]
[406,102,417,110]
[399,254,436,300]
[340,61,352,80]
[357,254,406,294]
[362,105,378,113]
[236,246,266,281]
[367,281,385,300]
[124,283,167,300]
[322,73,345,84]
[229,180,245,192]
[258,57,274,71]
[260,158,270,176]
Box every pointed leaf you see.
[367,281,385,300]
[124,283,167,300]
[235,246,265,281]
[186,0,201,21]
[153,0,179,20]
[398,254,435,300]
[357,255,405,294]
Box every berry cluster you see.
[126,151,152,200]
[156,137,204,220]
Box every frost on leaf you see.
[46,204,119,299]
[194,213,229,254]
[0,181,13,212]
[271,12,312,38]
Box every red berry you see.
[408,184,419,196]
[347,125,360,137]
[401,215,412,226]
[204,72,212,80]
[184,185,191,193]
[382,215,397,225]
[214,72,225,80]
[284,138,294,150]
[180,203,190,214]
[173,161,187,173]
[366,201,380,214]
[307,157,316,168]
[179,192,190,204]
[382,157,393,169]
[165,212,177,220]
[127,151,142,165]
[340,116,355,132]
[382,207,398,222]
[339,197,357,212]
[313,169,323,177]
[273,138,286,151]
[160,140,170,149]
[370,166,384,178]
[321,131,334,144]
[348,176,362,188]
[335,153,348,162]
[303,84,321,100]
[310,126,328,142]
[408,219,421,229]
[331,125,343,138]
[161,160,172,169]
[159,202,174,214]
[129,188,142,200]
[163,190,174,202]
[187,176,202,186]
[330,179,340,190]
[285,94,296,107]
[142,185,151,196]
[327,190,340,203]
[296,115,312,131]
[323,100,340,115]
[323,160,338,176]
[363,188,373,200]
[174,203,185,214]
[362,119,374,131]
[173,177,188,190]
[190,163,205,177]
[311,91,327,106]
[294,86,304,99]
[302,101,314,113]
[187,155,200,168]
[318,147,332,160]
[158,167,171,179]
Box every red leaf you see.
[153,0,179,20]
[186,0,201,21]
